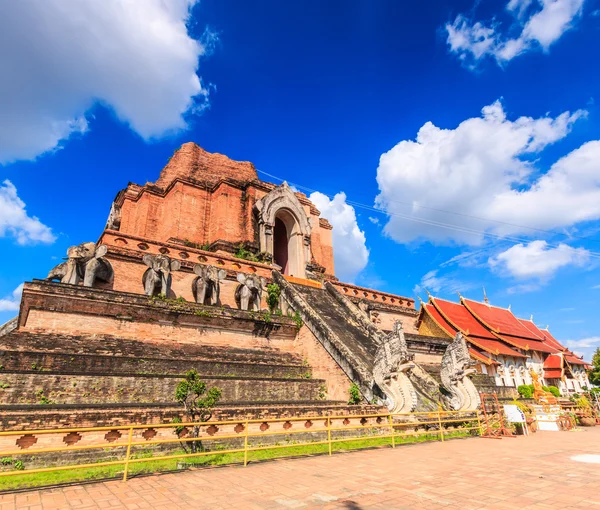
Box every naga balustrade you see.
[0,409,482,486]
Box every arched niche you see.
[254,183,312,278]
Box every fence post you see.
[437,407,445,442]
[327,417,332,456]
[122,426,134,482]
[388,414,396,448]
[243,419,249,467]
[476,410,483,437]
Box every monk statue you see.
[530,369,558,405]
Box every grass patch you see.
[0,430,474,492]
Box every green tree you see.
[589,347,600,387]
[174,369,222,453]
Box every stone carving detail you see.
[142,254,181,297]
[372,320,418,413]
[235,273,265,311]
[440,332,481,411]
[192,264,226,305]
[47,242,113,288]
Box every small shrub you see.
[545,386,561,398]
[13,460,24,471]
[348,383,361,405]
[35,390,54,405]
[266,283,281,313]
[292,310,303,329]
[317,384,327,400]
[517,384,533,399]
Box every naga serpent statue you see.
[372,320,418,413]
[440,332,481,411]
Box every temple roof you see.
[461,298,544,341]
[430,298,496,339]
[423,302,526,358]
[154,142,258,189]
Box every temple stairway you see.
[274,273,441,409]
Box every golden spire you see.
[483,286,489,304]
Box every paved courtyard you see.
[2,427,600,509]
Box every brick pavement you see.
[2,427,600,509]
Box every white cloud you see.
[447,0,585,67]
[565,336,600,360]
[374,100,598,245]
[309,192,369,283]
[413,269,473,295]
[0,180,55,244]
[489,240,589,279]
[0,284,23,312]
[0,0,213,164]
[368,216,380,225]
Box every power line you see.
[256,169,600,260]
[257,169,600,245]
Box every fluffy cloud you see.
[374,100,598,245]
[447,0,585,67]
[564,336,600,359]
[489,240,590,279]
[0,180,55,244]
[0,284,24,312]
[0,0,212,164]
[309,192,369,283]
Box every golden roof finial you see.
[483,286,489,304]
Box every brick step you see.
[0,350,310,379]
[0,373,327,406]
[0,332,304,366]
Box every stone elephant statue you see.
[235,273,265,311]
[192,264,227,305]
[142,254,181,297]
[47,242,113,288]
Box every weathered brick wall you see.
[292,326,353,401]
[0,403,384,431]
[0,372,324,405]
[109,143,337,277]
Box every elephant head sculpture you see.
[235,273,265,311]
[142,254,181,297]
[192,264,227,305]
[47,242,113,288]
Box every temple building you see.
[418,294,591,395]
[0,142,591,436]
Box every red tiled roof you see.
[544,354,562,369]
[494,333,557,354]
[565,354,587,366]
[469,348,500,366]
[544,368,563,379]
[517,319,566,352]
[431,298,496,339]
[462,299,545,341]
[424,304,526,358]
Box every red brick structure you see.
[104,142,335,278]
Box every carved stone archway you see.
[254,183,312,278]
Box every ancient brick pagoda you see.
[2,143,488,434]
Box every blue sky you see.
[1,0,600,360]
